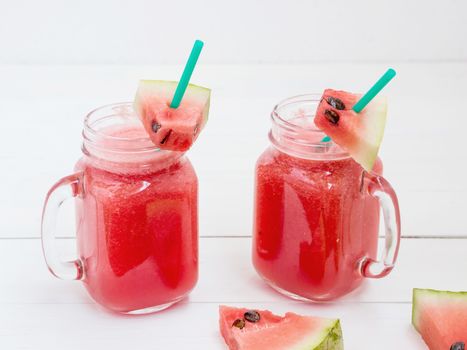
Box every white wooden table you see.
[1,63,466,349]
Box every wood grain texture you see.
[0,0,466,64]
[4,236,464,349]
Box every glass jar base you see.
[122,296,185,315]
[263,278,341,302]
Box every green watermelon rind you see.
[136,80,211,95]
[282,315,343,350]
[312,319,344,350]
[412,288,467,332]
[356,96,387,171]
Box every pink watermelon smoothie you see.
[75,124,198,313]
[253,114,382,301]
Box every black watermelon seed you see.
[451,342,465,350]
[151,122,161,133]
[160,129,172,144]
[326,96,346,110]
[324,109,340,125]
[232,318,245,329]
[244,310,261,323]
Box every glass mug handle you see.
[41,172,84,280]
[360,171,401,279]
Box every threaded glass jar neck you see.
[269,94,349,160]
[82,102,182,172]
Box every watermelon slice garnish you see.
[314,89,387,171]
[219,305,343,350]
[412,288,467,349]
[134,80,211,151]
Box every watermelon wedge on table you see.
[134,80,211,151]
[412,288,467,350]
[314,89,387,171]
[219,305,343,350]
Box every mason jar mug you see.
[41,103,198,314]
[252,95,401,301]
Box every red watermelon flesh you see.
[412,289,467,350]
[219,305,343,350]
[134,80,211,152]
[314,89,387,171]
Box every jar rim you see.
[81,102,184,173]
[83,101,161,152]
[270,94,350,160]
[272,94,322,131]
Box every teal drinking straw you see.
[352,68,396,113]
[170,40,204,109]
[321,68,396,142]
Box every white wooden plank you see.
[0,302,425,350]
[1,236,462,349]
[1,238,466,305]
[0,0,466,64]
[0,63,466,237]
